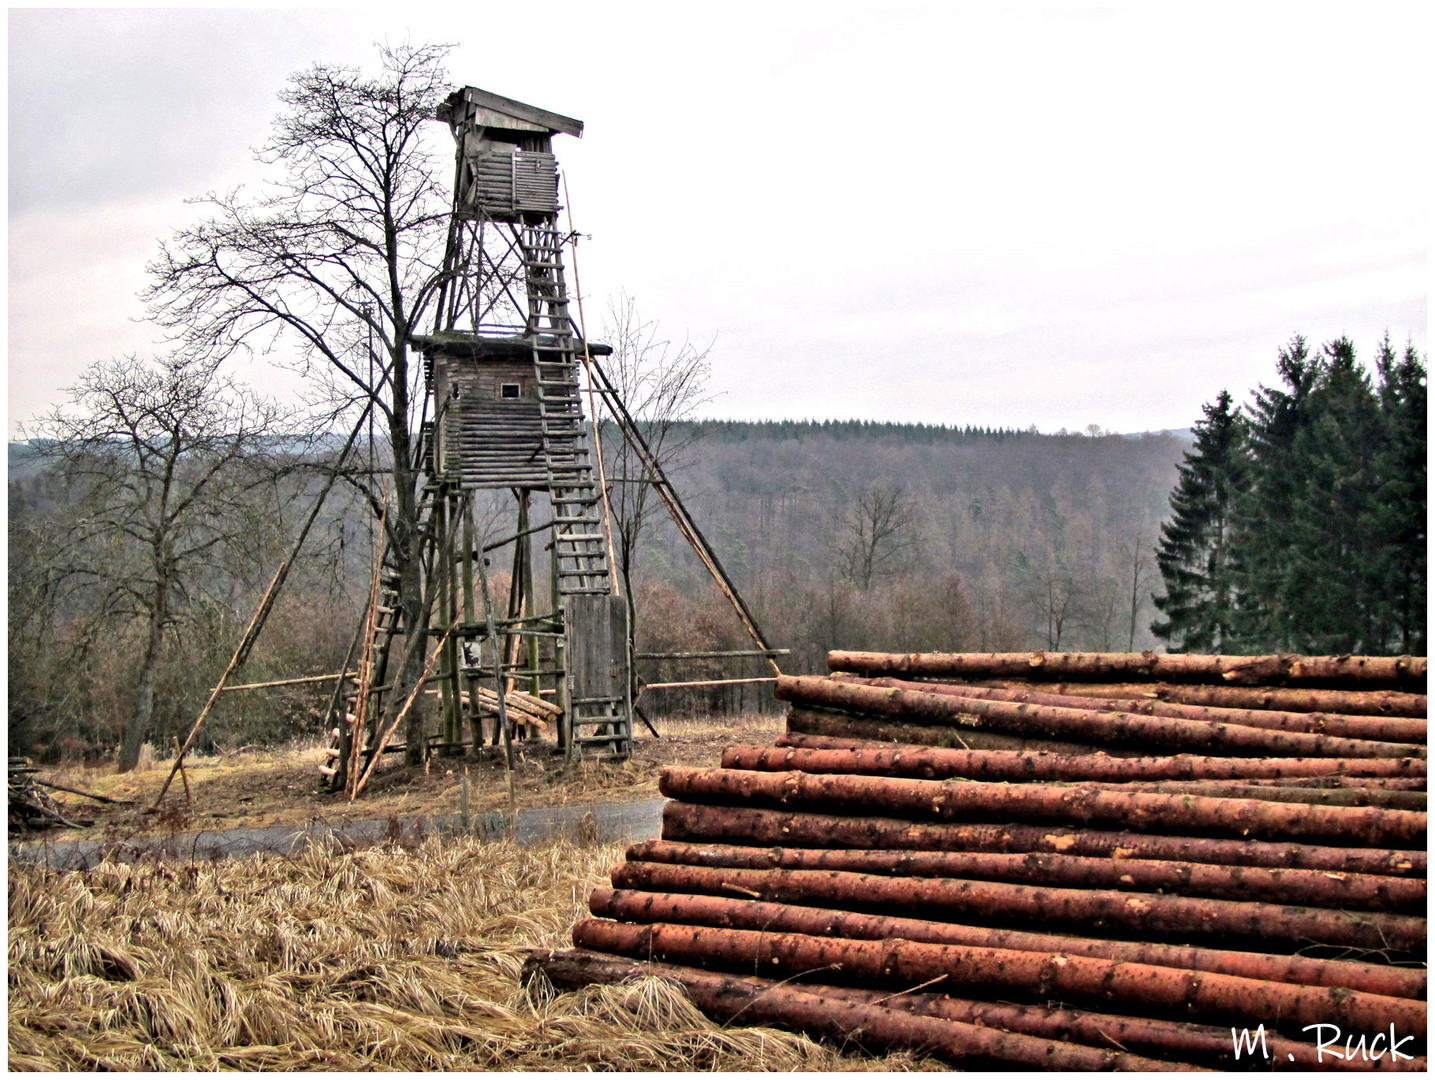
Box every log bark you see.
[960,680,1429,718]
[1079,781,1426,811]
[589,886,1427,1000]
[527,947,1193,1071]
[811,983,1424,1072]
[786,705,1109,752]
[660,801,1427,876]
[786,705,1106,754]
[570,919,1427,1036]
[610,860,1427,952]
[660,766,1429,846]
[626,838,1427,911]
[776,675,1426,760]
[740,741,1428,782]
[831,674,1428,744]
[827,650,1427,689]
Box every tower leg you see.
[460,492,484,753]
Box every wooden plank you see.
[458,87,584,136]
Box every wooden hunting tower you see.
[418,85,632,762]
[322,85,780,794]
[323,85,633,791]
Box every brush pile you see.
[9,757,88,832]
[534,650,1429,1070]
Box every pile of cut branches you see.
[8,758,90,832]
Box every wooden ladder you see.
[322,426,443,788]
[520,220,631,759]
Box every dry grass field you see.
[8,832,940,1070]
[29,714,783,840]
[10,714,942,1069]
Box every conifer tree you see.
[1281,337,1382,652]
[1370,336,1427,652]
[1225,336,1319,650]
[1150,389,1247,650]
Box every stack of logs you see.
[527,651,1428,1070]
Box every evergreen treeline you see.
[1152,335,1426,655]
[690,419,1035,444]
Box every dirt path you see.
[11,796,668,870]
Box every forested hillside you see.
[603,421,1189,712]
[9,421,1188,757]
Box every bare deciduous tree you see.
[599,293,713,631]
[839,486,922,590]
[1121,533,1155,651]
[1015,550,1086,651]
[145,44,453,763]
[28,354,289,771]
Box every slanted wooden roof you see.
[411,332,610,358]
[439,86,583,138]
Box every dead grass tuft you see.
[8,833,935,1070]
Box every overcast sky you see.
[7,3,1429,438]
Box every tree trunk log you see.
[812,982,1423,1072]
[660,766,1428,846]
[959,680,1428,718]
[831,673,1428,744]
[589,887,1427,1000]
[570,919,1427,1036]
[775,675,1426,760]
[745,741,1428,782]
[527,947,1194,1071]
[724,748,1425,810]
[827,650,1427,689]
[626,838,1426,911]
[786,705,1112,752]
[659,801,1427,876]
[609,860,1426,952]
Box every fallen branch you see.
[33,779,134,805]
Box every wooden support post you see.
[460,493,482,752]
[521,490,541,699]
[437,493,459,752]
[555,528,572,762]
[475,526,519,832]
[503,489,527,715]
[172,736,191,808]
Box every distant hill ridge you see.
[611,419,1193,444]
[8,422,1191,468]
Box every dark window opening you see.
[500,383,521,399]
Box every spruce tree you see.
[1370,336,1427,652]
[1151,389,1247,651]
[1281,337,1382,652]
[1226,336,1320,651]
